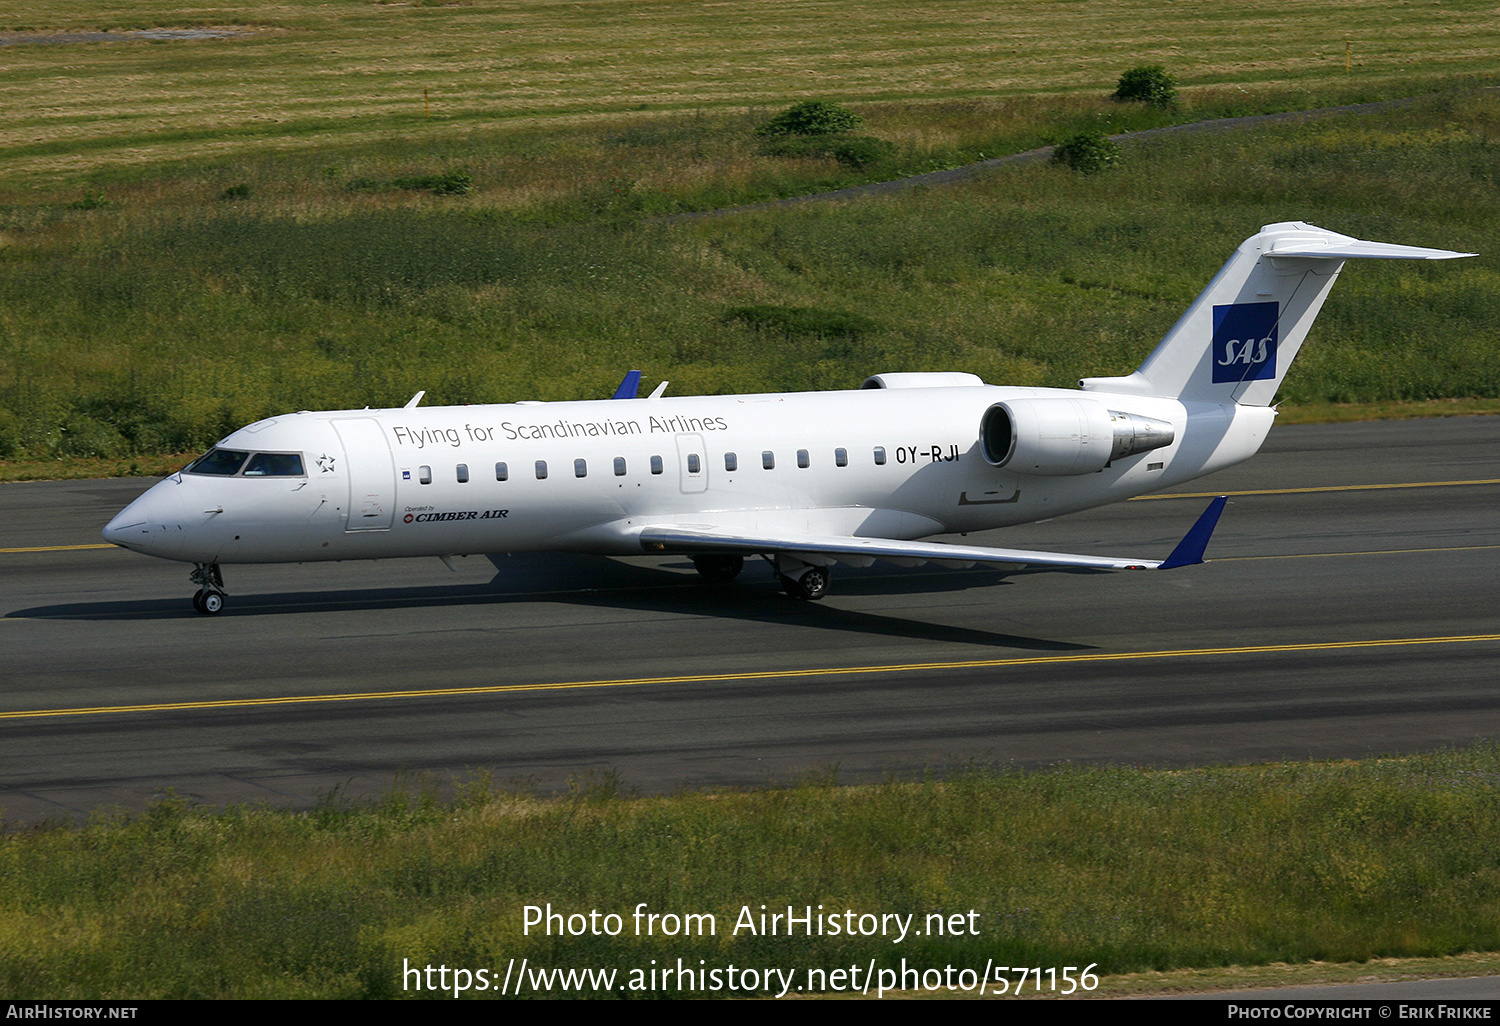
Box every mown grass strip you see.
[5,743,1500,997]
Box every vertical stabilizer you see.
[1079,222,1473,405]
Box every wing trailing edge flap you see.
[638,496,1228,573]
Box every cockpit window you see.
[184,449,305,477]
[243,452,305,477]
[184,448,249,476]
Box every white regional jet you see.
[103,222,1472,613]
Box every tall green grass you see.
[4,747,1500,998]
[0,89,1493,462]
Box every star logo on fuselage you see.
[316,453,337,473]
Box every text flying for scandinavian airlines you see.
[389,415,730,449]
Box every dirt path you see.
[689,94,1448,218]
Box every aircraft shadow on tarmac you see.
[9,552,1096,653]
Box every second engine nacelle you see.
[980,398,1175,476]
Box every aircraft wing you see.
[639,496,1227,572]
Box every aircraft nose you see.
[102,479,186,553]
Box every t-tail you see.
[1080,222,1474,405]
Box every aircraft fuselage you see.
[103,384,1270,567]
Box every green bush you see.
[1113,65,1178,108]
[1051,131,1121,174]
[757,100,863,137]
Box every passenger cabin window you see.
[762,451,775,470]
[535,460,548,480]
[575,458,588,478]
[495,462,508,481]
[687,453,701,474]
[835,447,848,467]
[724,452,737,472]
[614,457,627,476]
[419,465,432,484]
[874,447,887,466]
[184,449,249,476]
[456,463,469,483]
[650,456,664,475]
[797,449,810,469]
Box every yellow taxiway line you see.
[3,633,1497,722]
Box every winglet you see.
[1157,495,1228,569]
[611,370,643,400]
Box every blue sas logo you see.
[1212,301,1278,383]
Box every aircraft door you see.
[676,433,707,494]
[332,418,396,531]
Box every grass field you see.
[3,1,1496,190]
[1,2,1497,474]
[5,748,1500,998]
[3,88,1496,469]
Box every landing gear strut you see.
[190,562,227,615]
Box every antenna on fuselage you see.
[404,391,426,409]
[648,381,669,399]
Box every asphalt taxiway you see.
[2,416,1496,824]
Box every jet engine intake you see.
[980,399,1174,476]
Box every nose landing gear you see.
[190,563,227,615]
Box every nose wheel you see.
[189,563,227,615]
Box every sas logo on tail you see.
[1212,301,1278,383]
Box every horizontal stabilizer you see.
[1267,238,1475,261]
[638,497,1228,573]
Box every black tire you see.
[795,567,829,600]
[197,590,224,615]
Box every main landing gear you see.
[772,556,829,601]
[690,552,830,600]
[190,562,227,615]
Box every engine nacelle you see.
[980,398,1175,476]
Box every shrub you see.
[1051,131,1121,174]
[1113,65,1177,108]
[757,100,862,137]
